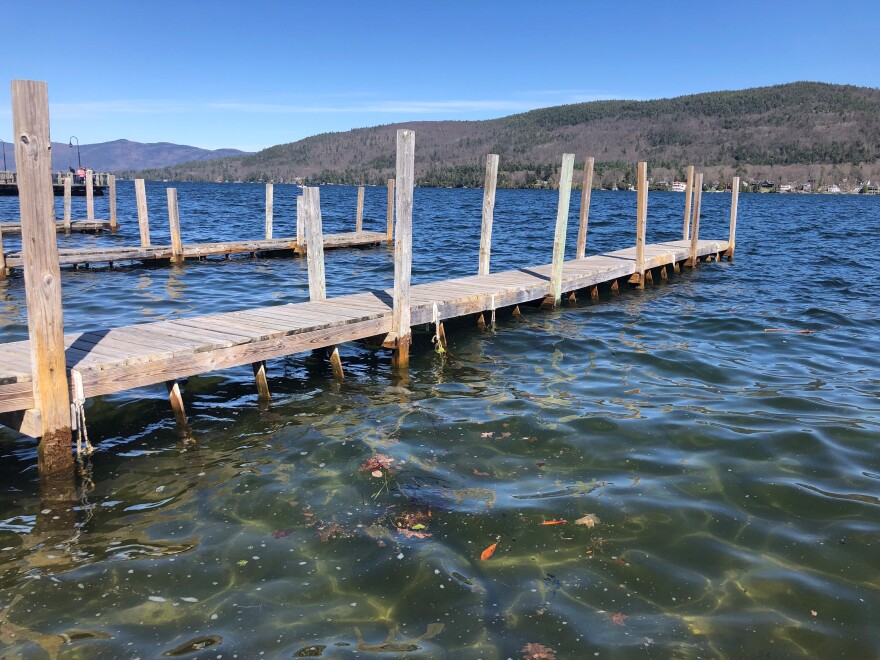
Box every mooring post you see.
[63,174,72,232]
[109,174,118,231]
[296,194,304,248]
[12,80,73,476]
[135,178,151,247]
[252,361,270,401]
[631,161,648,289]
[727,176,740,260]
[576,156,594,259]
[356,185,365,232]
[688,173,704,267]
[265,183,274,240]
[547,153,575,307]
[167,187,183,263]
[386,178,395,242]
[683,165,695,241]
[304,185,344,380]
[391,129,414,369]
[166,380,187,426]
[0,224,6,280]
[478,154,499,276]
[85,168,95,222]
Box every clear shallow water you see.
[0,184,878,658]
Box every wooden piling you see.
[478,154,499,276]
[135,178,151,247]
[167,188,183,263]
[683,165,694,241]
[632,161,648,289]
[166,380,187,426]
[62,174,72,232]
[12,79,73,475]
[576,156,594,259]
[265,183,274,239]
[296,194,304,247]
[85,168,94,222]
[688,173,704,267]
[386,178,395,242]
[548,153,575,307]
[109,174,117,231]
[0,224,5,280]
[252,361,270,400]
[303,186,327,301]
[727,176,740,260]
[391,130,415,369]
[356,185,365,232]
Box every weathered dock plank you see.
[0,220,112,234]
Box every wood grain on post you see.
[252,360,270,400]
[265,183,273,240]
[392,130,415,369]
[11,79,73,474]
[549,153,575,306]
[296,194,304,247]
[109,174,117,231]
[135,178,151,247]
[688,173,704,267]
[85,168,94,221]
[166,380,187,426]
[63,174,72,231]
[478,154,499,276]
[683,165,694,240]
[356,185,364,232]
[386,178,395,242]
[634,161,648,288]
[303,186,327,301]
[576,156,594,259]
[728,176,740,259]
[167,187,183,263]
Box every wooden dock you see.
[0,81,739,483]
[0,220,112,234]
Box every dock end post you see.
[478,154,499,276]
[576,156,594,259]
[549,153,576,307]
[392,130,414,369]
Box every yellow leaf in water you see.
[574,514,600,528]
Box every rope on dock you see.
[432,303,446,354]
[490,295,497,326]
[71,370,94,458]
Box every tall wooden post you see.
[386,178,395,242]
[265,183,273,239]
[548,153,575,307]
[688,173,704,267]
[108,174,117,231]
[682,165,695,241]
[356,185,365,232]
[85,168,94,222]
[0,224,6,280]
[576,156,594,259]
[296,194,304,247]
[167,187,183,263]
[391,130,414,369]
[12,79,73,475]
[135,178,151,246]
[478,154,499,276]
[634,161,648,289]
[727,176,739,260]
[62,174,72,232]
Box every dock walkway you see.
[0,238,726,431]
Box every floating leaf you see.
[540,520,567,526]
[371,470,383,478]
[611,612,628,626]
[473,469,490,477]
[480,542,498,560]
[521,642,556,660]
[481,432,494,438]
[236,559,248,566]
[574,514,600,528]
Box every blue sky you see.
[1,1,877,152]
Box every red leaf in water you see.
[473,469,490,477]
[540,520,567,526]
[611,612,628,626]
[272,530,293,539]
[521,642,556,660]
[480,542,498,560]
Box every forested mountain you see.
[127,82,880,188]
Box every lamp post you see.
[68,136,81,169]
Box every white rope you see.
[71,370,94,458]
[432,302,446,354]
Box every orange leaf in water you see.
[480,542,498,560]
[611,612,628,626]
[540,520,567,526]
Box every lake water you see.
[0,184,878,658]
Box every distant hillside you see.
[2,139,249,173]
[131,82,880,188]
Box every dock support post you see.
[135,179,151,247]
[296,195,304,249]
[63,174,72,233]
[304,186,344,381]
[0,225,5,280]
[478,154,499,275]
[12,79,73,476]
[576,156,594,259]
[252,361,270,401]
[630,161,648,288]
[166,380,187,426]
[85,168,94,222]
[391,129,414,369]
[386,178,395,242]
[683,165,695,240]
[265,183,273,239]
[726,176,739,260]
[109,174,117,231]
[167,188,183,263]
[356,185,364,232]
[547,153,575,308]
[687,173,704,268]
